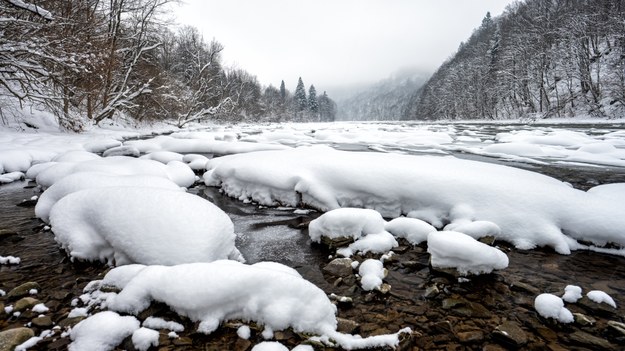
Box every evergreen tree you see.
[308,85,318,113]
[279,80,286,103]
[294,77,307,111]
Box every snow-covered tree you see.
[308,85,318,114]
[294,77,307,112]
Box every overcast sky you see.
[174,0,515,96]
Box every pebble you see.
[7,282,41,300]
[322,258,354,277]
[492,321,527,347]
[31,316,53,328]
[13,297,40,312]
[0,327,34,351]
[568,330,616,350]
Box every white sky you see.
[174,0,515,95]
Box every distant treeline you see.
[404,0,625,120]
[0,0,336,130]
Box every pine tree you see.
[308,85,318,113]
[294,77,307,111]
[279,80,286,103]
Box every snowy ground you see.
[1,115,625,350]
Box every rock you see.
[492,321,527,347]
[573,313,596,326]
[509,281,540,295]
[234,338,251,351]
[430,321,455,335]
[7,282,41,300]
[172,336,193,346]
[50,291,71,300]
[323,258,354,277]
[478,236,496,245]
[58,316,85,328]
[578,296,617,317]
[457,330,484,343]
[378,283,391,294]
[320,235,354,248]
[442,298,466,310]
[337,318,360,334]
[31,316,53,328]
[607,320,625,337]
[568,331,615,350]
[0,327,35,351]
[273,330,293,341]
[14,297,40,312]
[424,285,439,299]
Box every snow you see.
[308,208,386,243]
[562,285,583,303]
[92,260,410,349]
[49,187,242,266]
[586,290,617,308]
[68,307,89,318]
[35,172,182,223]
[385,217,436,245]
[237,325,251,339]
[336,231,398,258]
[427,231,509,275]
[205,145,625,255]
[0,255,21,265]
[124,135,289,155]
[0,171,25,184]
[140,151,184,164]
[251,342,289,351]
[132,327,159,351]
[31,303,48,313]
[534,293,574,323]
[358,259,385,291]
[142,316,184,332]
[69,311,140,351]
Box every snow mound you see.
[98,261,410,349]
[0,256,20,265]
[35,172,182,223]
[562,285,583,303]
[35,156,195,188]
[358,259,385,291]
[83,139,122,153]
[308,208,386,243]
[534,293,574,323]
[124,135,289,155]
[140,151,184,164]
[444,220,501,239]
[0,171,25,184]
[385,217,436,245]
[586,290,616,308]
[132,327,159,351]
[427,231,509,275]
[69,311,140,351]
[49,187,242,266]
[336,231,398,258]
[52,150,101,163]
[142,317,184,332]
[251,342,289,351]
[204,146,625,255]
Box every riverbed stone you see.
[31,316,53,328]
[573,313,595,326]
[0,327,34,351]
[607,320,625,337]
[492,321,527,347]
[337,317,360,333]
[322,258,353,277]
[14,297,40,312]
[7,282,41,300]
[578,296,617,317]
[509,280,540,295]
[423,285,439,299]
[457,330,484,343]
[567,331,615,350]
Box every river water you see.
[1,122,625,350]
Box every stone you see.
[14,297,40,312]
[50,291,71,300]
[31,316,53,328]
[457,330,484,343]
[573,313,596,326]
[607,320,625,337]
[323,258,354,277]
[568,331,615,350]
[424,285,439,299]
[320,235,354,248]
[58,316,85,328]
[0,327,35,351]
[378,283,391,294]
[578,297,617,317]
[509,281,540,295]
[7,282,41,300]
[172,337,193,346]
[478,236,496,245]
[442,298,466,310]
[430,321,455,335]
[492,321,527,347]
[234,338,251,351]
[337,318,360,334]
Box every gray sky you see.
[175,0,515,95]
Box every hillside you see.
[404,0,625,120]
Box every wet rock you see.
[7,282,41,300]
[320,235,353,248]
[423,285,439,299]
[567,331,615,350]
[492,321,527,347]
[478,236,496,245]
[573,313,596,326]
[457,330,484,343]
[102,146,140,158]
[323,258,354,277]
[50,291,70,300]
[31,316,53,328]
[378,283,391,294]
[58,316,86,328]
[273,330,293,341]
[578,296,617,317]
[14,297,40,312]
[0,327,34,351]
[234,338,251,351]
[509,280,540,295]
[430,320,455,335]
[482,345,508,351]
[172,336,193,346]
[337,318,360,334]
[442,298,466,310]
[16,199,36,207]
[46,337,71,350]
[607,320,625,337]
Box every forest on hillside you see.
[405,0,625,120]
[0,0,336,130]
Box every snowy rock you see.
[102,145,140,158]
[444,220,501,239]
[492,321,527,347]
[384,217,436,245]
[14,297,40,312]
[35,172,182,223]
[358,259,386,291]
[142,317,184,332]
[7,282,40,300]
[237,325,251,339]
[427,231,509,276]
[336,231,398,257]
[0,256,20,265]
[586,290,616,308]
[322,258,354,277]
[131,327,159,351]
[251,341,289,351]
[69,311,140,351]
[308,208,386,246]
[0,171,25,184]
[52,150,101,163]
[534,293,574,323]
[562,285,583,303]
[83,139,122,153]
[140,151,184,164]
[49,187,242,266]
